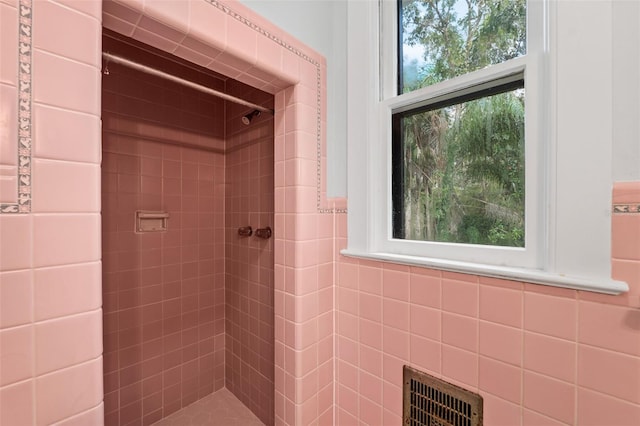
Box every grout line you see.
[55,400,104,424]
[33,46,101,70]
[332,210,337,424]
[30,215,36,426]
[574,300,580,424]
[49,0,100,21]
[33,354,102,380]
[30,157,101,168]
[520,284,525,424]
[31,101,100,118]
[32,99,100,118]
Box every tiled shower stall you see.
[1,0,639,426]
[101,31,275,425]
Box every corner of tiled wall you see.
[224,81,276,426]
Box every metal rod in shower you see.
[102,52,274,115]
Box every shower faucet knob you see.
[238,226,253,237]
[255,226,272,239]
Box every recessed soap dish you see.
[136,211,169,233]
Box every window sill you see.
[340,249,629,295]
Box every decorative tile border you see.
[1,0,32,214]
[613,204,640,214]
[205,0,346,214]
[2,0,345,215]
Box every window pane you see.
[392,86,525,247]
[399,0,527,93]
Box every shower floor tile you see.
[151,388,265,426]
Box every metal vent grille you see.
[403,366,483,426]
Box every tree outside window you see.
[394,0,527,247]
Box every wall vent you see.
[403,365,483,426]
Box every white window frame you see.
[343,0,628,295]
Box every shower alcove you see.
[100,1,335,425]
[101,29,275,425]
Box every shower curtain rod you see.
[102,52,274,115]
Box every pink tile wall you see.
[273,83,335,425]
[101,35,227,426]
[224,81,275,425]
[1,0,104,424]
[334,183,640,425]
[4,0,329,423]
[7,0,639,425]
[102,31,226,153]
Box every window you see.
[344,0,628,294]
[377,0,541,269]
[392,81,525,247]
[394,0,526,249]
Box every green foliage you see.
[398,0,526,247]
[457,93,525,198]
[402,0,526,87]
[470,0,527,67]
